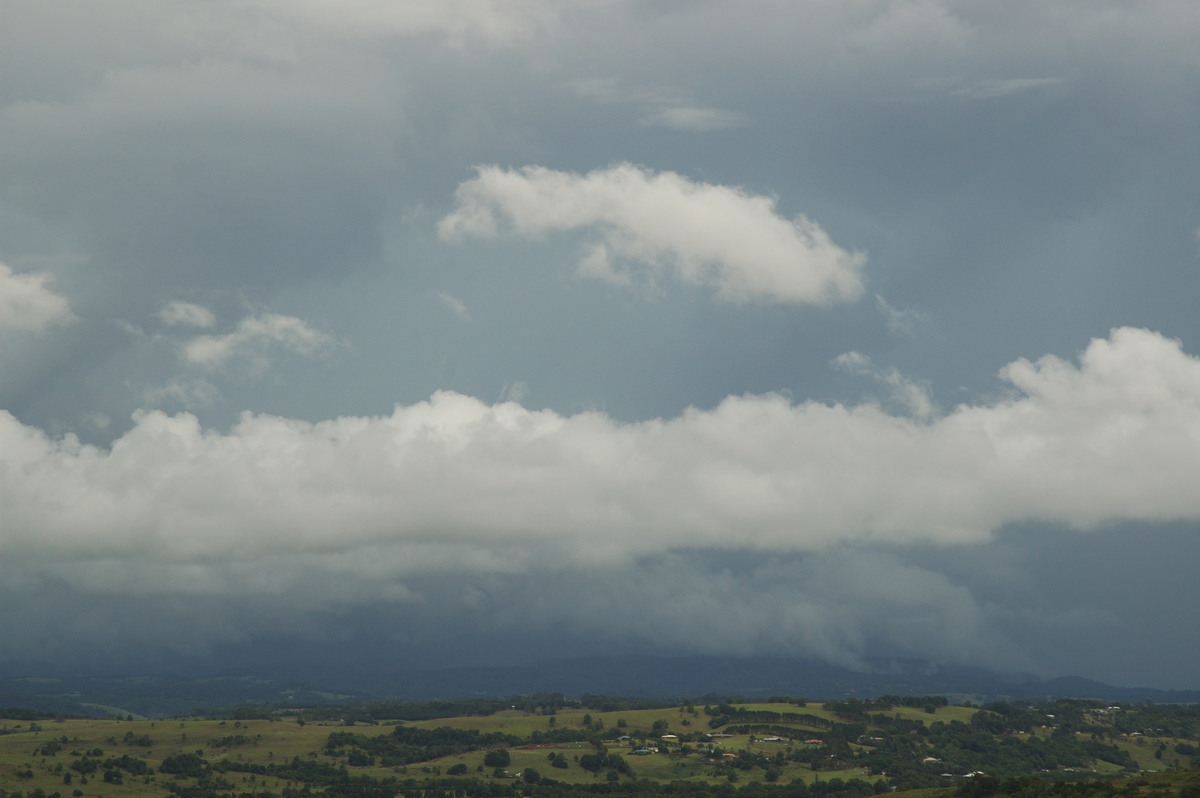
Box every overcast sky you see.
[2,0,1200,689]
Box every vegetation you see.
[0,697,1198,798]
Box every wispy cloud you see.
[639,105,749,132]
[571,78,748,133]
[157,300,217,329]
[497,380,528,404]
[144,376,222,409]
[183,313,333,369]
[950,77,1065,100]
[436,291,471,322]
[876,294,928,337]
[833,350,935,420]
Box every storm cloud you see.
[2,1,1199,687]
[2,327,1199,678]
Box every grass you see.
[0,709,865,794]
[2,703,1192,797]
[0,716,397,797]
[1113,736,1175,772]
[870,705,981,725]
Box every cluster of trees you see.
[0,707,59,721]
[579,696,688,714]
[955,774,1200,798]
[154,770,894,798]
[854,717,1137,790]
[161,751,212,778]
[324,726,519,768]
[8,695,1200,798]
[292,694,586,725]
[312,698,1200,793]
[281,694,778,727]
[577,750,631,778]
[1107,704,1200,739]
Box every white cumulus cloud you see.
[2,327,1199,578]
[0,262,72,331]
[439,163,866,305]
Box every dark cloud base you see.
[4,524,1197,691]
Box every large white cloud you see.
[6,327,1197,671]
[439,164,867,305]
[2,327,1197,575]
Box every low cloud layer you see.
[439,164,865,305]
[2,327,1195,590]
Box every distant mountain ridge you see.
[1,655,1196,717]
[358,655,1200,705]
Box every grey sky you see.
[2,0,1199,688]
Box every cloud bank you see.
[3,327,1196,574]
[439,164,866,305]
[4,327,1194,673]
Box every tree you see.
[579,753,606,773]
[483,749,511,768]
[347,749,375,767]
[159,752,209,778]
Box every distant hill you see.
[350,655,1200,705]
[0,655,1196,717]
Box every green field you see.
[0,707,888,796]
[1,699,1198,798]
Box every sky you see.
[2,0,1200,690]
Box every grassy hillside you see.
[0,697,1197,798]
